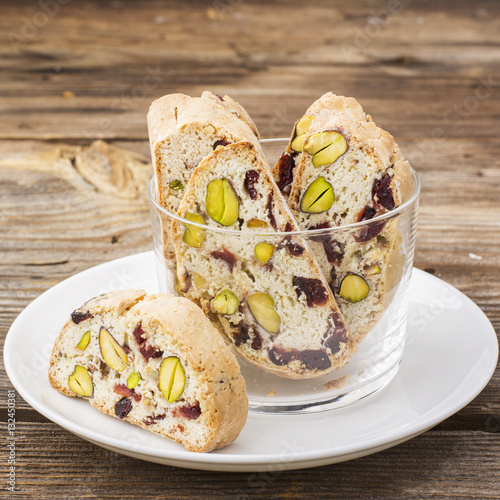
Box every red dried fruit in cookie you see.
[114,384,141,402]
[114,397,133,418]
[372,173,396,210]
[298,349,332,370]
[233,321,263,350]
[71,311,93,324]
[210,246,237,271]
[251,330,263,350]
[144,414,166,426]
[268,346,294,366]
[213,139,229,149]
[233,322,250,346]
[355,205,385,242]
[268,346,332,371]
[174,402,201,420]
[133,323,163,360]
[266,193,277,230]
[292,276,328,307]
[321,312,349,354]
[323,239,344,266]
[275,152,296,192]
[244,169,260,200]
[284,222,304,256]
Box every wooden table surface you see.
[1,0,499,497]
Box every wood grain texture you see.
[0,0,499,498]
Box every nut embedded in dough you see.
[68,365,93,397]
[99,327,129,372]
[247,292,281,333]
[303,131,348,167]
[159,356,186,403]
[76,331,91,351]
[339,275,370,303]
[300,177,335,214]
[206,178,239,226]
[254,242,274,265]
[127,372,140,389]
[183,213,206,248]
[212,289,240,315]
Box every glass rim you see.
[148,137,421,237]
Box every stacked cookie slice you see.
[171,141,353,379]
[147,91,262,259]
[273,93,413,342]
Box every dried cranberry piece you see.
[176,402,201,420]
[133,323,163,360]
[308,222,331,242]
[213,139,229,149]
[233,322,250,346]
[355,224,385,243]
[274,152,296,192]
[71,311,93,324]
[268,347,331,371]
[144,414,166,426]
[292,277,328,307]
[244,170,260,200]
[322,312,349,354]
[210,246,237,271]
[268,346,294,366]
[323,239,344,266]
[284,222,304,256]
[372,173,395,210]
[114,384,141,402]
[141,344,163,360]
[233,322,263,349]
[114,398,133,419]
[251,330,263,350]
[355,205,384,242]
[287,240,304,256]
[298,350,332,371]
[266,193,277,230]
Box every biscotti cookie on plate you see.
[171,141,355,379]
[48,289,248,452]
[280,93,412,342]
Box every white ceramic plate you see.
[4,251,498,472]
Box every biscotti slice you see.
[271,94,332,198]
[284,94,413,342]
[201,91,260,139]
[147,92,261,216]
[48,290,248,453]
[171,141,354,379]
[147,92,262,262]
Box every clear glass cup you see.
[149,138,420,413]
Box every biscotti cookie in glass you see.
[149,138,420,413]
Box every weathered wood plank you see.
[0,422,499,498]
[0,0,499,497]
[0,1,498,141]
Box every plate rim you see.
[3,251,498,467]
